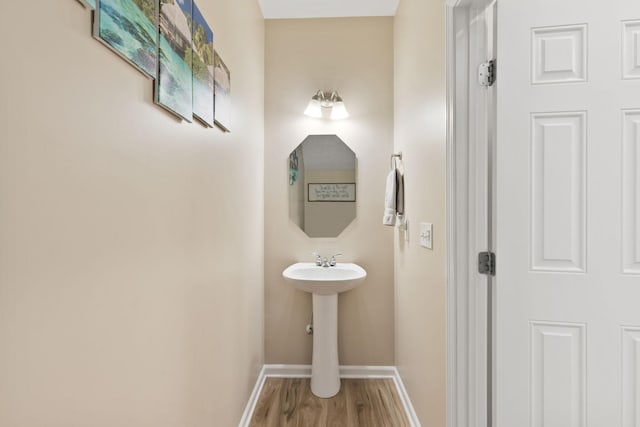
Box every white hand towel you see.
[383,169,397,226]
[396,168,404,218]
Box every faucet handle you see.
[311,251,323,266]
[329,253,342,266]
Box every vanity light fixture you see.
[304,90,349,120]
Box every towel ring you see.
[390,152,403,169]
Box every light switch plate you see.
[420,223,433,249]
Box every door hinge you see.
[478,60,496,87]
[478,251,496,276]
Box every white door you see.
[496,0,640,426]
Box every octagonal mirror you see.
[288,135,356,238]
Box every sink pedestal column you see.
[311,293,340,398]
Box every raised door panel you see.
[531,25,587,84]
[623,110,640,274]
[531,112,586,272]
[623,327,640,427]
[530,322,586,427]
[623,21,640,80]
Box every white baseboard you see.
[238,365,421,427]
[237,365,266,427]
[263,364,312,377]
[392,367,422,427]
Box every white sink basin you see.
[282,262,367,295]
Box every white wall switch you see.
[420,223,433,249]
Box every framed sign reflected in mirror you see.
[308,183,356,202]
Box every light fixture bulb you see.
[304,99,322,118]
[330,101,349,120]
[304,92,324,118]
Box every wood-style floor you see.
[249,378,411,427]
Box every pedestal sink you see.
[282,262,366,398]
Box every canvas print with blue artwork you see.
[77,0,96,9]
[156,0,194,122]
[214,50,231,132]
[191,2,214,127]
[93,0,158,78]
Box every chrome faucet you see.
[329,253,342,267]
[312,252,342,267]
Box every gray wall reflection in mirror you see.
[288,135,357,238]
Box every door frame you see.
[446,0,495,426]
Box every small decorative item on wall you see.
[191,2,215,127]
[93,0,158,78]
[156,0,194,122]
[214,50,231,132]
[308,183,357,202]
[289,151,299,185]
[77,0,96,9]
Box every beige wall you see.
[394,0,447,425]
[0,1,264,426]
[264,18,395,365]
